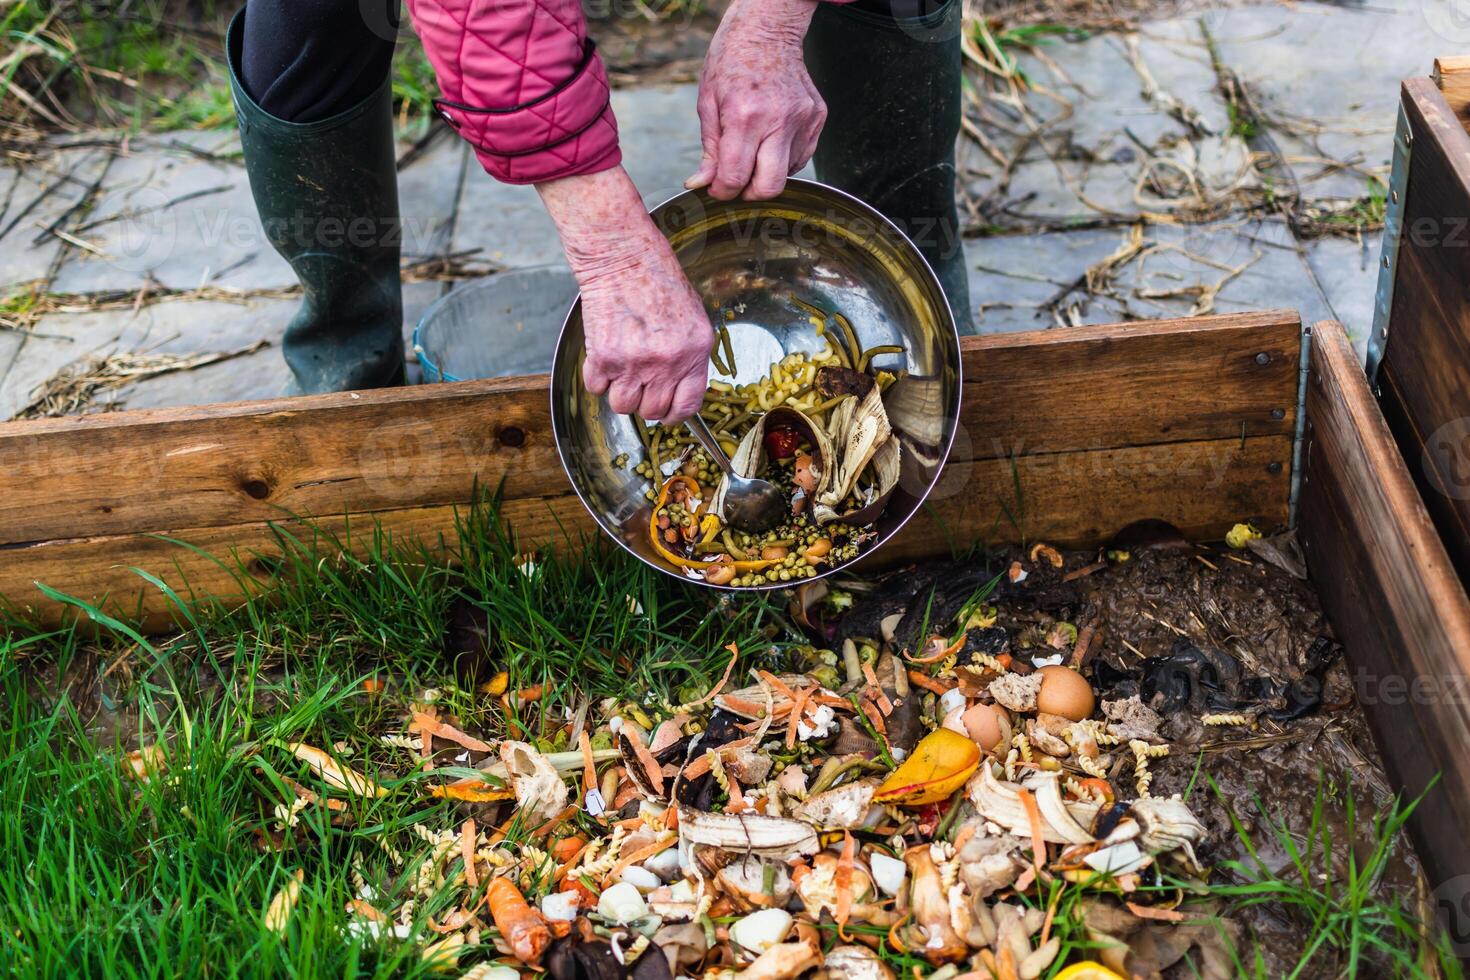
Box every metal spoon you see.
[684,415,787,534]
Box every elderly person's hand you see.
[686,0,825,201]
[539,167,714,423]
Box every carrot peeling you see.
[460,818,479,889]
[486,876,551,966]
[862,662,893,715]
[413,712,493,753]
[906,670,952,695]
[578,730,597,795]
[681,642,741,708]
[1017,787,1046,875]
[1126,901,1187,921]
[623,727,665,799]
[834,831,856,940]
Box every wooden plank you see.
[0,496,599,633]
[2,434,1290,630]
[0,376,565,547]
[1376,254,1470,584]
[1299,319,1470,894]
[1378,77,1470,592]
[965,309,1298,457]
[1434,55,1470,132]
[879,434,1291,565]
[0,310,1299,546]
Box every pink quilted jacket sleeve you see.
[405,0,621,184]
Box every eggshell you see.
[1035,665,1095,721]
[961,702,1009,750]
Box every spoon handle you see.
[684,415,735,476]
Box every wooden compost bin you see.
[1,310,1468,896]
[1373,63,1470,595]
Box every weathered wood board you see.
[0,310,1300,628]
[1433,56,1470,133]
[1300,319,1470,895]
[1377,76,1470,588]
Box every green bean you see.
[709,343,731,377]
[858,344,905,373]
[826,322,852,369]
[706,389,748,405]
[834,313,863,368]
[722,529,749,562]
[811,393,854,416]
[720,323,737,378]
[781,383,815,407]
[649,430,663,477]
[715,408,752,434]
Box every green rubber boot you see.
[227,10,405,393]
[805,0,974,332]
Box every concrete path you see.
[0,0,1446,418]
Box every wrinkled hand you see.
[538,166,713,423]
[578,247,712,422]
[686,0,824,201]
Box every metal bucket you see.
[413,266,580,382]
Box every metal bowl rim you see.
[549,177,964,591]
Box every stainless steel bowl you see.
[550,178,963,589]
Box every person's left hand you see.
[686,0,825,202]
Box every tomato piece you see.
[763,426,801,460]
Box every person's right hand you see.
[578,242,713,423]
[537,166,713,424]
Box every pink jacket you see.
[406,0,621,184]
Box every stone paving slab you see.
[49,129,467,295]
[1303,231,1382,357]
[964,228,1125,332]
[961,215,1334,333]
[964,25,1257,229]
[0,331,23,390]
[1,279,449,418]
[0,148,112,288]
[1200,0,1447,201]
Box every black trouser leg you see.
[230,1,406,393]
[241,0,400,123]
[805,0,974,333]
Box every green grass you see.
[0,496,783,976]
[1226,100,1259,141]
[1174,776,1460,978]
[1300,179,1390,238]
[390,42,442,142]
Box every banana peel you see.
[873,729,980,806]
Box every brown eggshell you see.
[1035,665,1096,722]
[961,702,1009,751]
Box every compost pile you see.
[240,526,1421,980]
